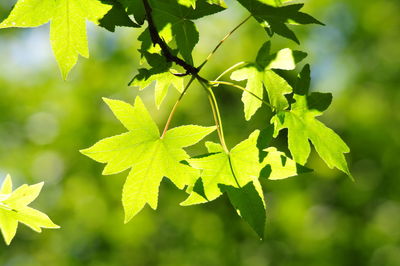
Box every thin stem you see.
[198,15,252,70]
[161,76,196,138]
[228,156,241,187]
[214,61,246,82]
[207,93,224,149]
[210,80,275,110]
[197,78,229,153]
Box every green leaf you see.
[231,65,264,120]
[263,70,293,111]
[150,0,225,64]
[129,68,184,108]
[0,175,59,246]
[265,48,308,70]
[0,0,112,79]
[260,147,311,180]
[231,42,305,120]
[206,0,227,8]
[178,0,227,8]
[98,0,140,32]
[81,97,216,222]
[182,130,261,205]
[259,0,282,7]
[178,0,197,8]
[235,0,323,43]
[182,130,267,237]
[220,179,266,239]
[119,0,146,25]
[271,65,352,177]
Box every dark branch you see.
[142,0,199,75]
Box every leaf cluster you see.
[0,0,352,239]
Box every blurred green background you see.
[0,0,399,265]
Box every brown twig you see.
[142,0,199,75]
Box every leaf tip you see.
[79,148,89,156]
[102,97,113,105]
[60,68,70,81]
[123,214,133,224]
[347,172,355,182]
[33,181,45,192]
[50,224,61,229]
[4,238,12,246]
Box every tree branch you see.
[142,0,199,75]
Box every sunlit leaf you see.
[0,0,112,79]
[271,65,352,177]
[0,175,59,245]
[81,97,216,222]
[231,41,306,120]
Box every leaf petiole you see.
[197,78,229,153]
[198,15,252,70]
[214,61,247,82]
[161,76,196,138]
[210,80,275,110]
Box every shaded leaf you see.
[220,180,266,239]
[99,0,139,32]
[235,0,323,43]
[150,0,225,64]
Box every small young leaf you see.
[130,68,184,108]
[231,42,305,120]
[0,175,59,246]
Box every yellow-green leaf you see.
[0,0,111,79]
[81,97,216,222]
[271,65,352,177]
[0,175,59,246]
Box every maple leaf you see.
[80,97,216,222]
[133,70,184,108]
[220,179,266,239]
[150,0,225,64]
[231,41,306,120]
[178,0,227,8]
[236,0,323,43]
[261,147,311,180]
[98,0,140,32]
[0,0,112,79]
[181,130,267,237]
[182,130,261,204]
[271,65,352,177]
[0,175,59,245]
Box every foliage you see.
[0,175,59,245]
[0,0,351,240]
[81,97,216,222]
